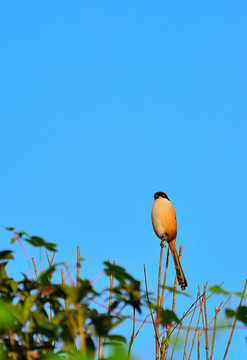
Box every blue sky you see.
[1,1,246,359]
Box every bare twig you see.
[160,247,170,308]
[17,237,34,279]
[133,313,152,342]
[155,241,165,359]
[128,307,136,358]
[160,282,227,339]
[223,278,247,360]
[144,264,160,352]
[102,260,115,359]
[209,306,220,360]
[188,307,202,360]
[184,292,199,360]
[200,295,232,336]
[198,327,201,360]
[203,284,209,360]
[163,246,183,360]
[171,321,182,360]
[31,257,39,280]
[78,305,85,352]
[46,250,56,322]
[61,269,68,311]
[77,246,80,287]
[46,250,55,267]
[98,337,102,360]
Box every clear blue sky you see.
[1,1,246,359]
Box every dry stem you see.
[183,292,198,360]
[46,250,55,322]
[163,246,183,360]
[203,284,209,360]
[197,327,201,360]
[160,282,225,338]
[101,260,115,359]
[61,269,68,311]
[77,246,80,287]
[188,307,202,360]
[128,307,136,358]
[31,257,39,280]
[209,306,220,360]
[223,278,247,360]
[160,247,170,308]
[144,264,160,353]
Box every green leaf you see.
[159,309,180,326]
[10,237,17,244]
[9,279,18,293]
[208,286,229,295]
[39,265,56,285]
[234,291,246,299]
[22,294,39,324]
[24,236,57,252]
[0,301,21,331]
[236,306,247,325]
[0,250,14,261]
[107,344,137,360]
[0,263,8,279]
[104,262,135,283]
[162,286,192,298]
[226,306,247,325]
[90,313,114,336]
[107,335,126,343]
[5,227,15,231]
[225,309,236,318]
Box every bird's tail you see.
[169,240,188,290]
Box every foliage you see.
[0,228,147,359]
[0,228,246,360]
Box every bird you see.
[151,191,188,290]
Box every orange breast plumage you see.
[151,198,177,241]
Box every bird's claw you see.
[160,240,166,248]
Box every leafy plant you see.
[0,228,246,359]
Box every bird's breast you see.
[151,198,177,241]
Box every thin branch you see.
[102,260,115,359]
[78,305,85,352]
[31,257,39,280]
[203,284,209,360]
[98,337,102,360]
[128,307,136,358]
[61,269,68,311]
[45,250,55,267]
[209,306,220,360]
[188,307,202,360]
[184,292,199,360]
[155,241,165,360]
[77,246,80,287]
[17,237,34,279]
[163,246,183,360]
[144,264,161,351]
[223,278,247,360]
[200,295,232,336]
[197,327,201,360]
[160,281,226,338]
[160,247,170,308]
[46,250,56,322]
[133,313,152,342]
[171,321,182,360]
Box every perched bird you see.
[151,191,188,290]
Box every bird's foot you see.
[160,240,166,248]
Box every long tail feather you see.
[169,240,188,290]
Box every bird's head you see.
[154,192,170,200]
